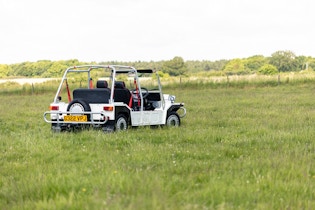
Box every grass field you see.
[1,79,315,209]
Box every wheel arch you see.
[167,104,182,117]
[115,106,131,123]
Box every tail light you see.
[50,105,59,111]
[103,106,113,111]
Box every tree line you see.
[1,50,315,78]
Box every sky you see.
[0,0,314,64]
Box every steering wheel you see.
[132,87,149,99]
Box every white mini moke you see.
[44,65,186,132]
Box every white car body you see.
[44,65,186,132]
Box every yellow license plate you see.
[64,115,87,122]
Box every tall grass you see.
[1,77,315,209]
[165,72,315,89]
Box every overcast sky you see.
[0,0,314,64]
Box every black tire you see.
[166,112,180,127]
[51,120,64,132]
[51,120,62,132]
[67,99,91,121]
[115,115,128,131]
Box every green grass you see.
[1,81,315,209]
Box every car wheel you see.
[67,99,91,118]
[166,112,180,127]
[115,115,128,131]
[67,99,91,129]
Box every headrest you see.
[96,80,108,88]
[114,81,126,89]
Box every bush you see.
[258,64,278,75]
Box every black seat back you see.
[73,89,110,104]
[114,81,125,89]
[96,80,109,88]
[114,81,133,106]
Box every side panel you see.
[131,110,165,126]
[130,112,141,126]
[142,110,164,125]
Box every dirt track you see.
[0,78,57,85]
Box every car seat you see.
[96,80,109,89]
[114,81,133,107]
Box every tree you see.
[42,62,67,77]
[211,59,229,71]
[162,56,187,76]
[11,62,33,76]
[294,56,312,71]
[223,58,245,74]
[244,55,267,72]
[258,64,278,75]
[0,64,11,78]
[307,57,315,71]
[10,61,52,77]
[269,50,297,72]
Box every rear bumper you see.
[43,111,109,125]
